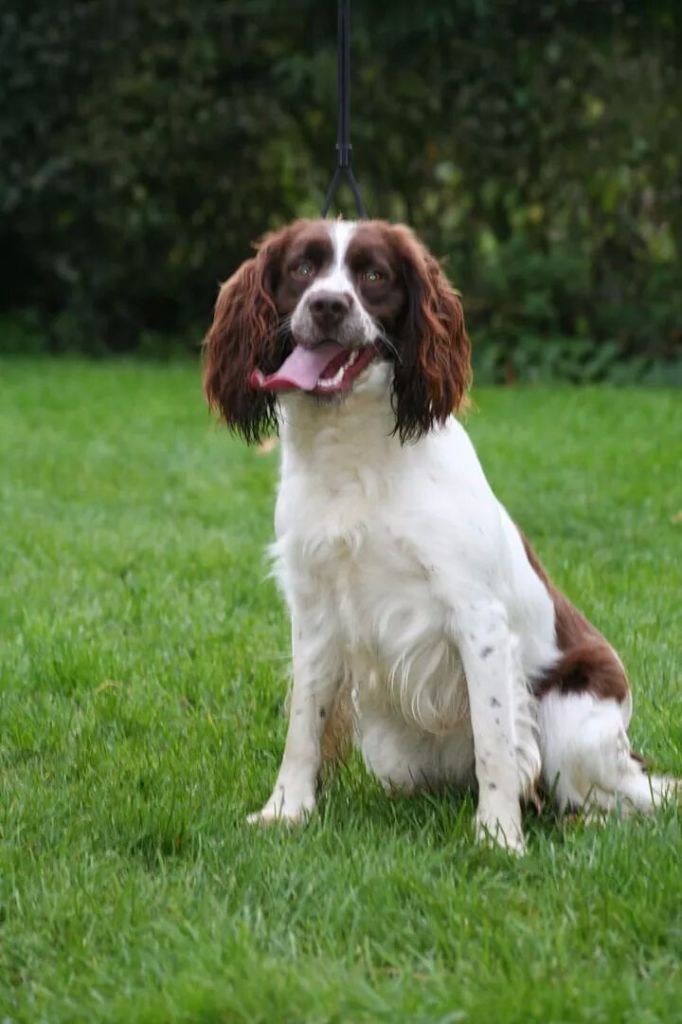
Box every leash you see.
[320,0,367,219]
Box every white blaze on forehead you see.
[306,220,358,295]
[330,220,357,268]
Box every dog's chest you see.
[288,512,469,732]
[320,525,428,645]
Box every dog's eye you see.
[361,268,384,284]
[291,260,315,279]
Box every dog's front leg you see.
[247,615,342,825]
[455,600,527,853]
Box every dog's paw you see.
[246,804,312,826]
[475,807,526,855]
[246,785,316,826]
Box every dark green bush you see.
[1,1,680,378]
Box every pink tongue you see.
[250,341,345,392]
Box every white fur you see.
[247,222,673,851]
[538,691,675,814]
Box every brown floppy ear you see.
[202,230,288,443]
[391,227,471,442]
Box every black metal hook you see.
[320,0,367,219]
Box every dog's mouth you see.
[250,342,377,396]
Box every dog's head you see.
[203,219,471,442]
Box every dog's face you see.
[203,219,471,442]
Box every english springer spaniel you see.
[203,219,676,852]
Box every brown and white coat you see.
[204,219,676,852]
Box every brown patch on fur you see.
[520,531,630,704]
[388,224,472,442]
[321,680,354,764]
[256,437,280,455]
[202,222,306,443]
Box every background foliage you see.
[1,0,681,379]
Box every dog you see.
[203,218,676,852]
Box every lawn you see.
[0,358,680,1024]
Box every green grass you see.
[1,358,681,1024]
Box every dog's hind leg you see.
[538,690,678,814]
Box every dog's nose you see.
[309,291,351,329]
